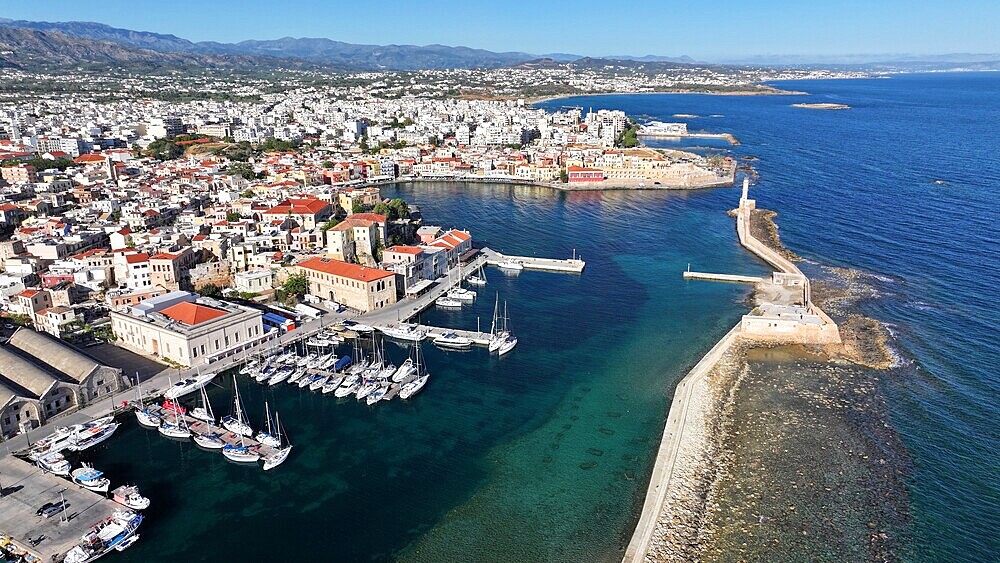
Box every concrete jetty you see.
[482,248,585,273]
[0,457,123,562]
[144,403,283,461]
[682,271,764,284]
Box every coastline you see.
[625,196,904,561]
[371,174,736,192]
[528,85,807,105]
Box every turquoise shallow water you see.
[85,185,765,561]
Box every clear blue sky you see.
[3,0,998,60]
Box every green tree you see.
[372,201,391,218]
[144,139,183,160]
[283,273,309,296]
[226,211,242,222]
[387,199,409,220]
[559,169,569,183]
[228,162,256,180]
[240,189,256,198]
[322,160,334,168]
[351,201,365,214]
[358,136,369,152]
[320,219,341,231]
[197,283,222,298]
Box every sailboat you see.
[157,398,191,440]
[222,434,260,464]
[262,413,292,471]
[466,262,487,286]
[221,375,253,437]
[193,429,226,450]
[399,345,429,399]
[488,295,518,355]
[190,383,216,424]
[255,402,281,448]
[133,374,160,428]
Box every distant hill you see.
[0,18,702,71]
[0,26,313,71]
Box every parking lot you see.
[0,456,120,561]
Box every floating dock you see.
[143,404,283,462]
[0,456,122,563]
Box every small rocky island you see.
[791,102,851,110]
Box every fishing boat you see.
[111,485,150,511]
[497,258,524,271]
[190,384,216,424]
[162,370,216,400]
[448,287,476,301]
[221,375,253,437]
[262,413,292,471]
[64,509,143,563]
[391,357,416,382]
[322,375,344,394]
[193,431,225,450]
[71,464,111,494]
[36,451,72,476]
[380,323,427,342]
[436,296,463,308]
[255,402,281,448]
[433,332,474,350]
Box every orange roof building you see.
[296,257,397,312]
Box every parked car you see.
[36,500,68,518]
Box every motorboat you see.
[134,407,160,428]
[447,288,476,301]
[69,421,120,452]
[163,371,216,400]
[436,296,463,308]
[112,485,150,511]
[466,274,486,286]
[497,258,524,271]
[322,375,344,394]
[334,376,361,398]
[433,332,474,350]
[222,444,260,464]
[366,383,389,405]
[391,358,416,382]
[71,464,111,494]
[309,375,329,391]
[296,354,313,368]
[28,424,81,458]
[343,320,374,333]
[64,509,143,563]
[399,375,429,399]
[193,431,226,450]
[380,323,427,342]
[36,451,72,476]
[355,380,380,400]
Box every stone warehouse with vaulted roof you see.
[110,290,268,367]
[0,328,124,437]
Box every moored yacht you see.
[436,296,463,308]
[433,332,474,350]
[380,323,427,341]
[497,258,524,271]
[447,287,476,301]
[193,431,225,450]
[163,371,216,400]
[36,451,72,476]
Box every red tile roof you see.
[386,245,423,255]
[297,257,394,282]
[265,197,330,216]
[350,212,387,223]
[159,301,229,326]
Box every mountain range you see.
[0,18,699,71]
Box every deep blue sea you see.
[77,73,996,562]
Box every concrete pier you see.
[0,457,123,563]
[481,248,585,273]
[683,271,765,284]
